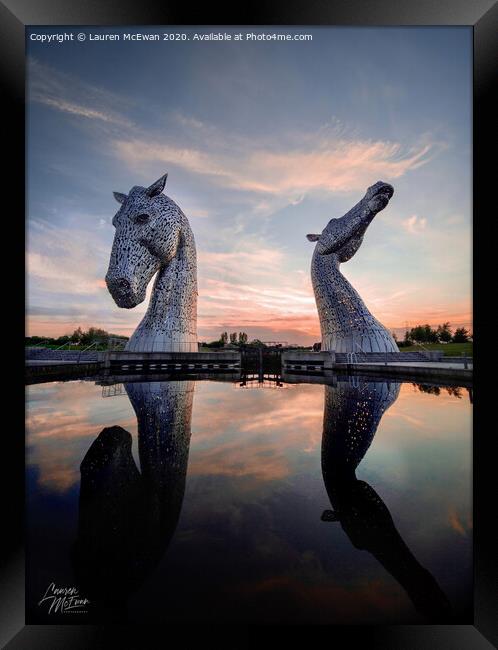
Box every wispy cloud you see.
[38,97,128,125]
[28,58,133,127]
[112,125,437,199]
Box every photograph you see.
[0,3,494,646]
[24,24,474,626]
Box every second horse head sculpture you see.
[307,181,399,353]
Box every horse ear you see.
[113,192,127,204]
[306,234,320,242]
[146,173,168,197]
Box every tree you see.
[25,335,54,346]
[408,324,438,344]
[436,322,453,343]
[71,327,84,344]
[238,332,248,344]
[80,327,110,346]
[220,331,228,345]
[453,327,470,343]
[229,332,237,344]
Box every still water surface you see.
[26,374,472,624]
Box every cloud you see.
[113,129,436,200]
[28,251,104,296]
[26,57,465,343]
[402,214,427,234]
[26,59,443,202]
[28,58,133,128]
[27,220,110,296]
[36,97,130,125]
[194,243,319,341]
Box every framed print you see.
[1,0,496,647]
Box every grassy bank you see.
[400,342,473,357]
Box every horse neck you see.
[148,222,197,314]
[312,250,369,317]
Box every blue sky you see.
[26,26,472,343]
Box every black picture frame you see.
[2,1,496,647]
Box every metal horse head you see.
[106,174,178,308]
[105,174,198,353]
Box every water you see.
[26,373,472,624]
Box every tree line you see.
[26,323,472,350]
[399,322,472,346]
[27,327,281,350]
[25,327,129,348]
[202,331,253,348]
[202,331,283,348]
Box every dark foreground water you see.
[26,374,472,624]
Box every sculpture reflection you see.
[73,380,194,620]
[321,378,452,622]
[73,373,453,622]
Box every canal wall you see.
[99,350,241,371]
[281,350,472,384]
[26,362,102,384]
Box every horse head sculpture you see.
[307,181,398,353]
[106,174,197,352]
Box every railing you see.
[412,341,432,359]
[54,340,74,351]
[78,340,99,363]
[107,337,128,352]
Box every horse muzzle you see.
[366,181,394,214]
[105,275,142,308]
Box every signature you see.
[38,583,90,614]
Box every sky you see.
[26,26,472,344]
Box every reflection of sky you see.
[26,27,471,343]
[26,379,472,623]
